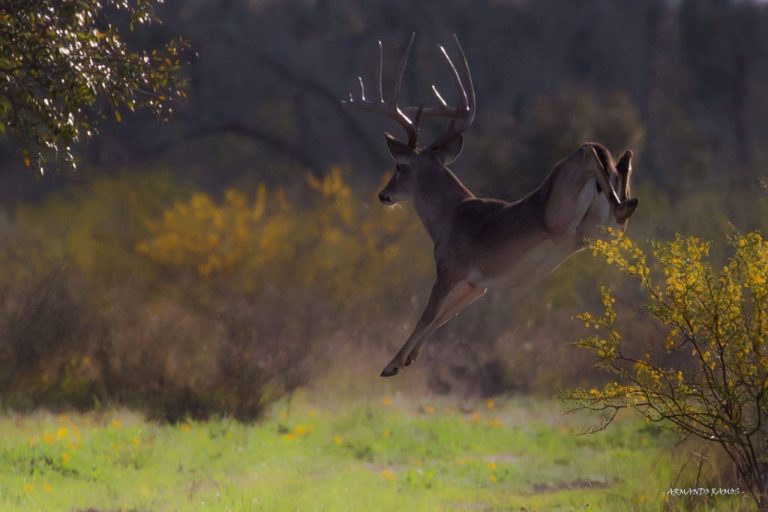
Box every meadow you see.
[0,393,752,512]
[3,2,768,511]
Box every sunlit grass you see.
[0,396,753,511]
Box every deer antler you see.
[425,34,476,152]
[343,33,476,150]
[343,33,419,148]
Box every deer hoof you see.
[380,361,401,377]
[615,198,639,223]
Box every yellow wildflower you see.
[293,424,311,435]
[284,424,313,440]
[381,468,396,481]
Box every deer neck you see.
[413,164,474,243]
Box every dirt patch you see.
[485,453,522,464]
[530,477,615,494]
[449,503,491,511]
[76,509,154,512]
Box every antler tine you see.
[357,76,366,101]
[392,32,415,106]
[438,44,468,111]
[426,35,476,151]
[431,85,449,108]
[377,41,384,103]
[342,34,419,148]
[453,33,476,121]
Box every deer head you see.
[343,34,476,206]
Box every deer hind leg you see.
[545,171,600,236]
[403,284,486,367]
[614,150,637,223]
[616,150,632,201]
[588,145,638,223]
[381,274,466,377]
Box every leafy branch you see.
[0,0,188,172]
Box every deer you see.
[343,34,639,377]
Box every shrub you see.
[568,229,768,507]
[0,168,432,419]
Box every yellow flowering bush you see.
[136,186,268,278]
[122,167,433,419]
[134,184,257,279]
[569,229,768,505]
[0,168,433,420]
[135,167,430,312]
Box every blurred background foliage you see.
[1,0,768,419]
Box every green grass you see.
[0,394,753,511]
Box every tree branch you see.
[137,120,324,177]
[257,52,387,172]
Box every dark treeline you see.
[1,0,767,419]
[1,0,767,206]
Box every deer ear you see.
[435,134,464,166]
[385,133,415,164]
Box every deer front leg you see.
[404,284,486,367]
[381,275,465,377]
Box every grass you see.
[0,393,754,511]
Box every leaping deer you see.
[343,34,638,377]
